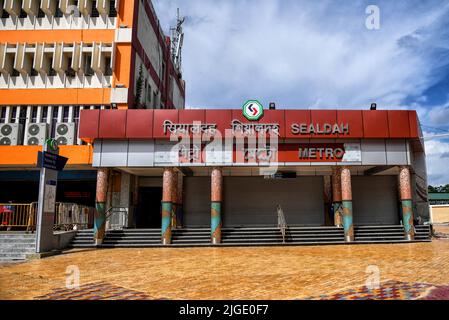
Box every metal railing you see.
[105,207,129,230]
[54,203,95,231]
[0,203,37,230]
[0,202,94,231]
[277,204,287,244]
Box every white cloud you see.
[154,0,449,109]
[153,0,449,185]
[424,136,449,185]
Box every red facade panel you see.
[178,110,206,124]
[126,110,154,139]
[78,109,100,142]
[205,110,233,137]
[98,110,127,139]
[230,109,284,138]
[79,109,420,141]
[362,110,389,138]
[285,110,312,138]
[259,110,286,137]
[388,110,411,138]
[337,110,363,138]
[408,111,420,138]
[310,110,337,138]
[153,109,179,138]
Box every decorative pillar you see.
[341,167,354,242]
[171,171,178,229]
[399,166,415,240]
[94,168,109,245]
[176,173,184,229]
[161,168,175,245]
[332,167,343,227]
[211,167,223,244]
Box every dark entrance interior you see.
[135,187,162,228]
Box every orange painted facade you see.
[0,29,115,44]
[0,145,93,167]
[0,0,138,167]
[0,89,111,106]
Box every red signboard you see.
[79,109,422,141]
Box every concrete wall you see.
[137,1,163,80]
[134,0,185,109]
[52,231,77,250]
[92,139,414,168]
[431,205,449,224]
[133,54,161,109]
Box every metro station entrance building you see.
[78,108,430,245]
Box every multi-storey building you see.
[0,0,185,206]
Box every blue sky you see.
[153,0,449,185]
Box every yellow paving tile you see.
[1,240,449,300]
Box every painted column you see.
[332,167,343,227]
[211,167,223,244]
[161,168,175,245]
[171,170,178,229]
[399,166,415,240]
[341,167,354,242]
[176,173,184,229]
[94,168,109,245]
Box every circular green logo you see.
[46,138,58,151]
[242,100,264,121]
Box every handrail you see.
[277,204,287,244]
[105,207,129,230]
[105,206,128,219]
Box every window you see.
[109,0,117,17]
[31,107,37,123]
[104,57,112,76]
[147,83,152,105]
[0,108,6,123]
[19,9,27,18]
[91,0,99,17]
[161,62,166,83]
[1,9,10,19]
[84,55,94,76]
[37,8,45,18]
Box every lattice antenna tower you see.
[170,8,185,75]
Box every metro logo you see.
[242,100,264,121]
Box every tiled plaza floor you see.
[1,240,449,300]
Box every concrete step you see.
[0,239,36,244]
[102,240,161,244]
[0,233,36,238]
[0,252,28,259]
[0,243,36,248]
[107,229,161,233]
[0,247,35,253]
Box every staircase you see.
[69,226,346,248]
[221,226,345,246]
[0,233,36,262]
[69,225,432,248]
[354,225,432,243]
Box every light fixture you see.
[370,103,377,110]
[269,102,276,110]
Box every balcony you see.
[0,0,118,30]
[0,42,114,89]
